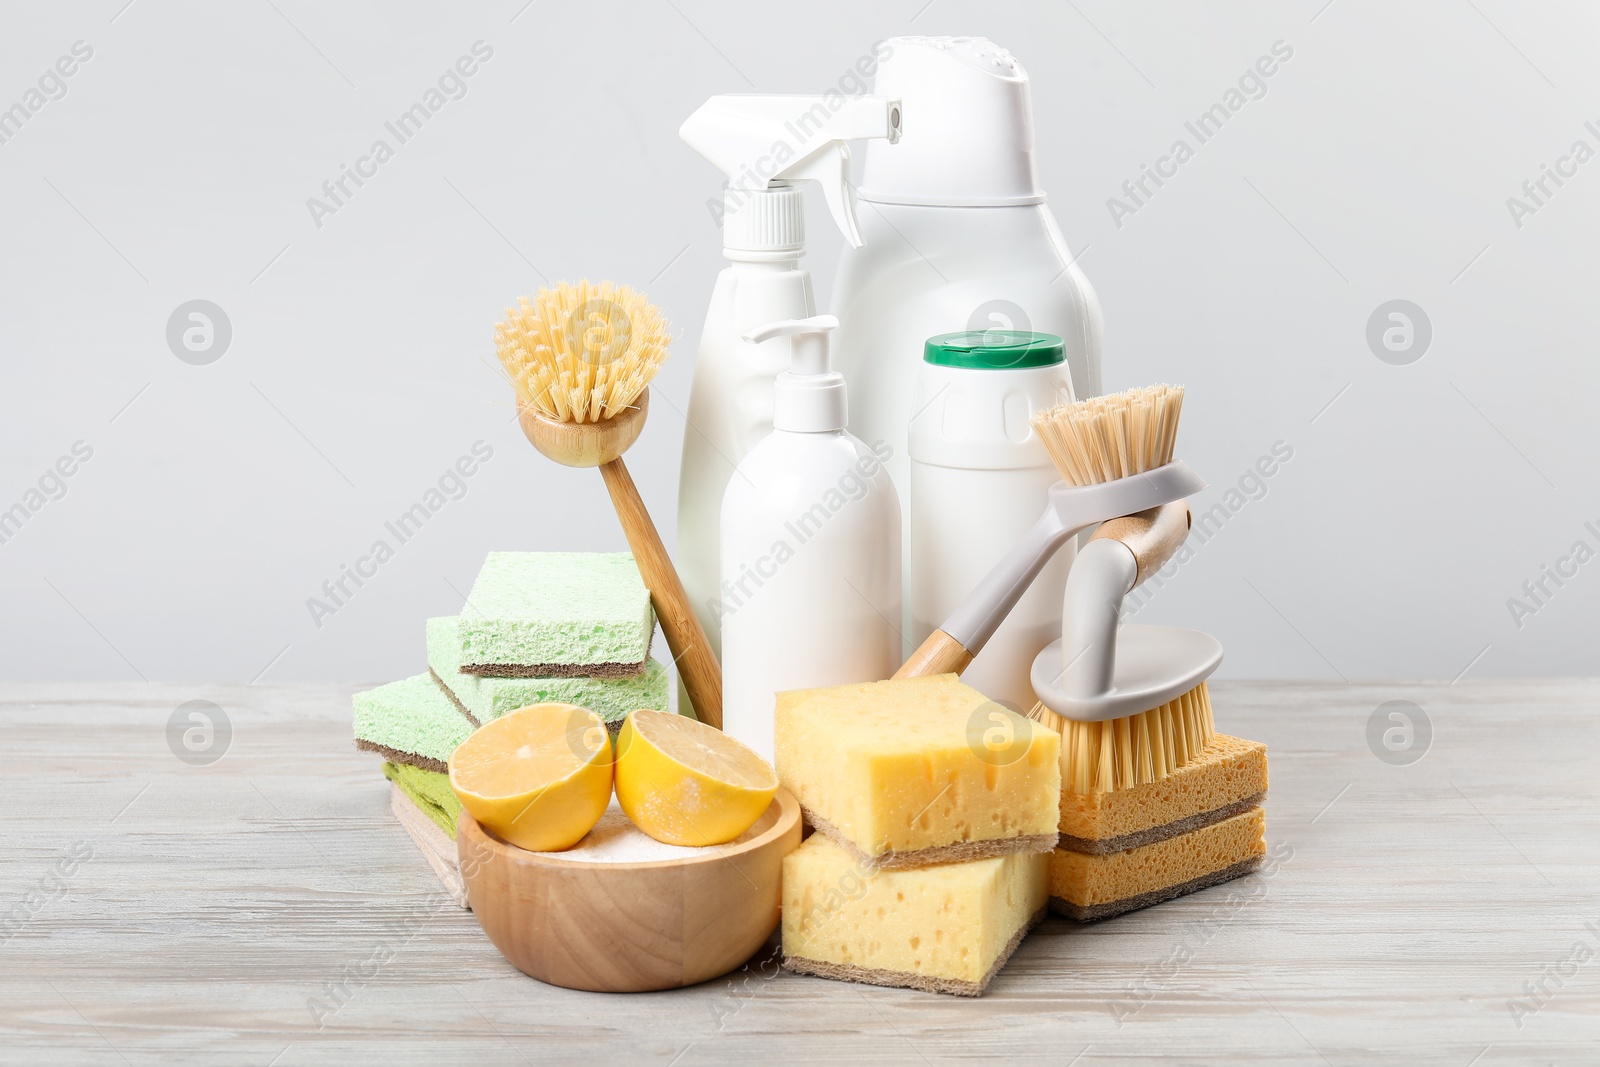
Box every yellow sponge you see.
[1058,734,1267,853]
[775,674,1060,867]
[782,832,1048,996]
[1049,806,1265,922]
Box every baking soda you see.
[529,802,760,863]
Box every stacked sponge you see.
[351,551,672,904]
[429,551,667,729]
[775,675,1060,996]
[1048,730,1269,922]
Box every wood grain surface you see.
[2,680,1598,1064]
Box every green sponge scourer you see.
[457,551,654,676]
[352,673,473,773]
[383,761,463,840]
[426,615,668,725]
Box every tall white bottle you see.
[676,94,901,716]
[719,315,900,763]
[830,36,1104,641]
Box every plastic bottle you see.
[676,94,901,712]
[909,331,1075,711]
[718,315,900,763]
[829,36,1103,640]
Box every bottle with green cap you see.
[908,329,1076,712]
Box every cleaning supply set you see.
[381,280,799,992]
[351,549,676,904]
[676,35,1105,760]
[344,32,1274,1002]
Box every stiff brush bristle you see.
[1031,384,1185,486]
[494,279,670,424]
[1026,681,1215,794]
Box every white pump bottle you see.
[675,95,901,702]
[829,37,1104,642]
[718,315,900,764]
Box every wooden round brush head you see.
[519,390,649,468]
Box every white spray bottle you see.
[830,36,1104,642]
[718,315,900,764]
[676,94,901,700]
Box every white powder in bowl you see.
[527,801,763,863]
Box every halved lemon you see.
[448,703,612,852]
[614,710,778,846]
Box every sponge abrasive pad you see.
[383,760,462,839]
[781,833,1048,996]
[1057,734,1268,853]
[426,615,668,725]
[1049,806,1265,922]
[352,673,473,773]
[776,674,1060,863]
[456,552,654,675]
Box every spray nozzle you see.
[681,95,902,250]
[743,315,845,432]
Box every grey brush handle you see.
[1060,501,1190,702]
[895,462,1206,682]
[940,503,1076,654]
[893,504,1072,681]
[937,462,1206,654]
[1057,538,1139,702]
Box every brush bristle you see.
[493,279,670,424]
[1026,681,1215,794]
[1031,384,1185,486]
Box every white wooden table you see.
[3,680,1597,1064]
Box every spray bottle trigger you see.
[776,144,862,248]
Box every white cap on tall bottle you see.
[857,36,1043,207]
[742,315,845,432]
[680,95,902,255]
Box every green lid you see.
[923,330,1065,370]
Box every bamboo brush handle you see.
[1090,500,1192,586]
[597,457,723,730]
[892,629,974,681]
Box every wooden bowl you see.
[458,789,801,992]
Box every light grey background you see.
[1,0,1594,685]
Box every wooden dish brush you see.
[495,280,722,729]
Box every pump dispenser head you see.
[743,315,845,432]
[680,95,902,253]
